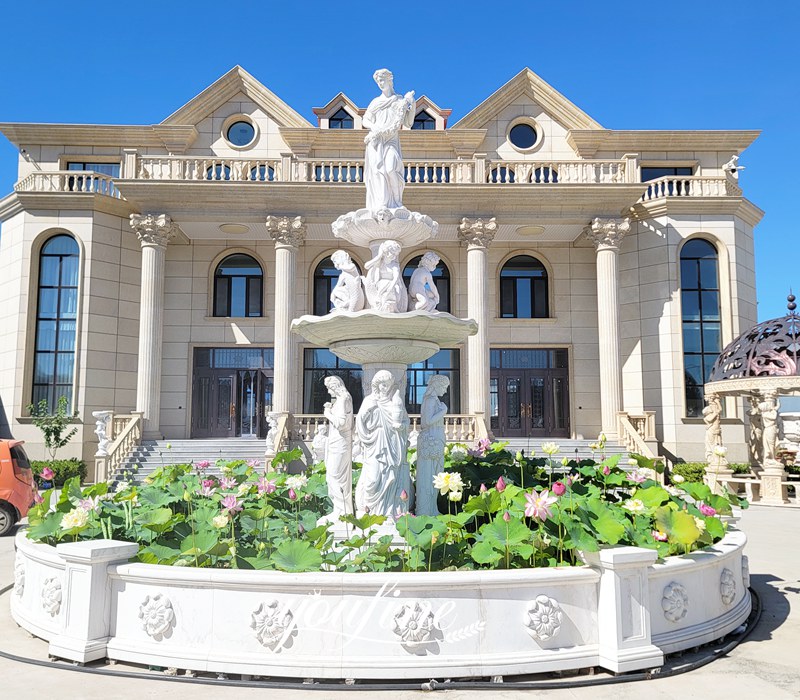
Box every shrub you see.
[32,459,86,487]
[671,462,706,483]
[27,395,79,460]
[730,463,752,475]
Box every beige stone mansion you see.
[0,66,763,478]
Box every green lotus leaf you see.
[269,539,323,572]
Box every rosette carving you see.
[524,595,563,641]
[139,594,175,639]
[41,577,62,616]
[250,600,295,651]
[13,557,25,597]
[662,582,689,623]
[720,568,737,605]
[393,601,438,649]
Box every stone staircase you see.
[117,438,268,481]
[496,438,630,462]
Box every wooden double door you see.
[491,368,570,438]
[191,368,273,438]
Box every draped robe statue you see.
[355,370,409,516]
[329,250,364,313]
[363,240,407,312]
[416,375,450,516]
[363,68,415,212]
[319,376,354,523]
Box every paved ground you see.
[0,505,798,699]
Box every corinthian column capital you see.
[266,215,306,248]
[458,217,497,249]
[585,216,631,251]
[130,213,179,249]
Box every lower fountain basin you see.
[11,529,750,679]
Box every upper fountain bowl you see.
[332,207,438,250]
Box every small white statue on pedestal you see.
[92,410,112,457]
[311,422,328,465]
[363,68,416,213]
[319,376,355,523]
[355,370,409,517]
[363,240,407,313]
[723,154,745,180]
[416,375,450,516]
[407,251,441,312]
[329,250,365,313]
[265,412,279,456]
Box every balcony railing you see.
[15,171,122,198]
[640,176,742,201]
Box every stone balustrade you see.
[15,170,121,198]
[292,413,479,444]
[640,175,742,201]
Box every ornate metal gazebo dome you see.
[709,294,800,382]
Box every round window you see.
[509,123,537,150]
[226,120,256,147]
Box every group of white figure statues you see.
[329,247,441,314]
[313,371,450,523]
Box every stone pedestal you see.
[595,546,664,673]
[458,217,496,427]
[49,540,139,663]
[760,461,790,504]
[130,214,178,438]
[268,216,305,415]
[586,217,630,438]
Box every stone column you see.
[267,215,306,416]
[130,214,178,439]
[585,217,630,438]
[458,217,497,431]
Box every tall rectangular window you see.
[406,350,460,414]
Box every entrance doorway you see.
[490,349,570,438]
[191,348,274,438]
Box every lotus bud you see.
[288,488,297,501]
[602,465,610,476]
[479,483,488,493]
[561,457,569,467]
[497,476,506,492]
[502,510,511,523]
[515,451,524,463]
[552,481,566,496]
[400,489,409,502]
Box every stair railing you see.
[94,411,144,483]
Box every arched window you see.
[313,255,362,315]
[213,254,263,317]
[206,164,231,181]
[500,255,549,318]
[249,164,275,181]
[32,234,80,410]
[402,255,451,313]
[680,239,721,417]
[412,111,436,130]
[329,108,354,129]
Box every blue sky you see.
[0,1,797,320]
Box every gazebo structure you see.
[703,294,800,505]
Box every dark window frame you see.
[213,254,264,318]
[499,255,549,319]
[680,238,721,417]
[329,108,354,129]
[411,110,436,130]
[31,234,80,411]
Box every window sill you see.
[16,417,83,425]
[493,317,559,324]
[203,316,268,322]
[681,417,742,425]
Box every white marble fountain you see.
[9,70,751,681]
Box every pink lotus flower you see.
[400,489,408,502]
[552,481,566,496]
[524,489,558,521]
[502,510,511,523]
[78,496,102,514]
[496,476,506,493]
[288,488,297,501]
[652,529,668,542]
[629,470,647,484]
[246,459,260,468]
[220,477,237,490]
[195,460,211,470]
[33,491,44,504]
[698,502,717,517]
[198,479,216,497]
[257,477,276,495]
[40,467,54,481]
[602,465,610,476]
[221,494,242,513]
[479,483,488,493]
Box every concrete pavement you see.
[1,505,798,699]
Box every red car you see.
[0,440,38,536]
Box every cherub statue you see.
[329,250,365,312]
[407,251,441,312]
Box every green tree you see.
[27,395,79,460]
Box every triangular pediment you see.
[161,66,311,128]
[312,93,364,119]
[452,68,603,131]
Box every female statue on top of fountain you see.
[363,69,416,213]
[363,240,407,313]
[407,251,441,312]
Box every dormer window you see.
[412,111,436,130]
[329,108,354,129]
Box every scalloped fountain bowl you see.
[10,528,751,679]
